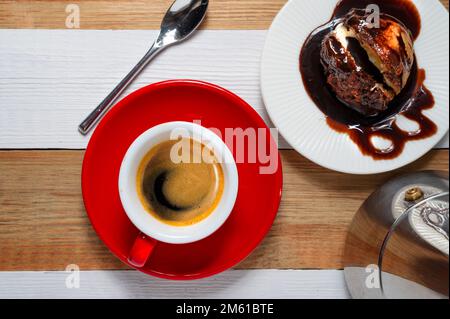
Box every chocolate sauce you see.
[332,0,421,40]
[300,0,436,160]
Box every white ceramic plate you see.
[261,0,449,174]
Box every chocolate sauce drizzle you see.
[300,0,436,160]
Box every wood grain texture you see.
[0,270,350,299]
[0,149,448,271]
[0,30,275,149]
[0,0,448,276]
[0,0,287,29]
[1,0,447,30]
[1,29,448,149]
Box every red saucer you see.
[82,80,283,280]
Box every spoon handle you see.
[78,42,164,135]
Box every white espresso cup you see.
[119,122,238,268]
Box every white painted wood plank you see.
[0,29,280,148]
[0,269,350,299]
[0,29,447,149]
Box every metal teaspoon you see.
[78,0,209,135]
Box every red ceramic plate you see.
[82,80,283,280]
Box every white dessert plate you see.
[261,0,449,174]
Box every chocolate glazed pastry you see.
[300,0,437,160]
[321,9,414,116]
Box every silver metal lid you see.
[344,171,449,299]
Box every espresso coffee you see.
[136,138,224,226]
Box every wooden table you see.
[0,0,448,298]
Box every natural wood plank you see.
[0,0,287,29]
[1,0,446,30]
[0,149,447,271]
[241,149,450,269]
[0,0,448,275]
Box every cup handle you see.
[128,233,157,268]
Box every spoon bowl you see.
[158,0,209,46]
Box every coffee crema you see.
[136,138,224,226]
